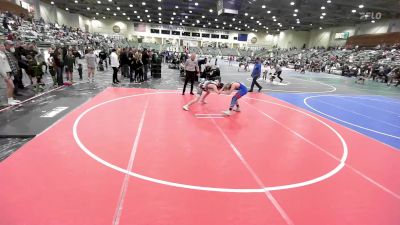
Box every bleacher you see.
[201,46,220,56]
[220,47,238,56]
[189,46,202,55]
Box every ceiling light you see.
[129,4,133,7]
[122,13,126,15]
[171,21,173,24]
[134,10,137,13]
[159,21,162,23]
[145,9,148,12]
[327,0,331,3]
[158,0,161,2]
[117,7,120,10]
[65,8,69,11]
[159,17,162,20]
[175,5,179,8]
[108,0,111,2]
[182,19,185,22]
[103,16,106,19]
[262,5,266,8]
[359,4,364,8]
[106,8,110,11]
[290,2,295,6]
[87,7,90,10]
[171,17,174,20]
[310,23,313,26]
[113,13,116,16]
[159,13,162,16]
[371,20,376,23]
[149,19,152,22]
[352,9,356,13]
[267,10,271,14]
[294,9,298,12]
[321,6,326,10]
[189,10,192,13]
[127,17,130,20]
[319,27,322,29]
[75,0,78,3]
[196,20,200,24]
[293,14,297,17]
[232,18,236,21]
[250,16,254,19]
[142,2,146,5]
[215,18,218,21]
[322,12,326,16]
[202,15,205,18]
[180,23,182,25]
[195,2,199,6]
[216,25,219,28]
[96,12,99,15]
[51,1,54,4]
[192,24,195,26]
[320,16,324,19]
[147,15,150,18]
[209,9,213,13]
[244,12,248,16]
[238,21,241,23]
[185,15,188,18]
[223,21,226,25]
[297,21,300,24]
[137,16,140,18]
[291,26,294,29]
[140,19,143,21]
[158,7,162,10]
[208,22,211,25]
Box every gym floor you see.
[0,60,399,225]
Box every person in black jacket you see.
[120,48,130,78]
[142,49,150,81]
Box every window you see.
[161,30,171,34]
[192,32,200,37]
[182,32,191,36]
[150,29,160,34]
[202,33,210,38]
[211,34,219,39]
[172,31,180,35]
[221,35,229,39]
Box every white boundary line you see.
[112,101,149,225]
[335,96,400,116]
[0,85,65,113]
[244,98,400,200]
[313,98,400,129]
[211,118,294,225]
[258,77,337,94]
[304,95,400,139]
[73,92,347,193]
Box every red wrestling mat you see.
[0,88,399,225]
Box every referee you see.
[182,53,199,95]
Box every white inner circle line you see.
[304,95,400,139]
[73,92,348,193]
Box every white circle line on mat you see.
[304,95,400,139]
[73,92,347,193]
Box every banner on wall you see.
[334,32,350,40]
[134,23,147,32]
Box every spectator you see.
[0,43,20,105]
[249,57,263,92]
[85,48,96,83]
[64,50,76,82]
[110,49,120,85]
[142,48,150,81]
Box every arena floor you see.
[0,60,399,225]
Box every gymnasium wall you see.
[38,1,92,32]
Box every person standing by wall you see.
[249,57,263,92]
[182,53,199,95]
[85,48,97,83]
[110,49,120,85]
